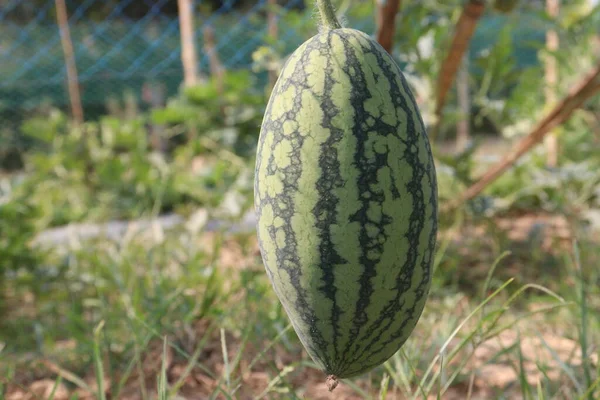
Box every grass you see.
[1,116,598,398]
[0,203,598,399]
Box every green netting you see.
[0,0,545,141]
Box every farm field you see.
[1,1,599,399]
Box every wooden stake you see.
[375,0,402,54]
[203,25,225,120]
[456,52,470,152]
[204,26,223,87]
[178,0,199,87]
[433,0,485,139]
[267,0,279,89]
[447,62,600,211]
[55,0,84,124]
[544,0,559,167]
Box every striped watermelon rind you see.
[254,28,438,379]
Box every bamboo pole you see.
[446,62,600,211]
[375,0,402,54]
[432,0,485,140]
[178,0,199,87]
[55,0,84,124]
[544,0,559,167]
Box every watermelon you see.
[254,23,438,386]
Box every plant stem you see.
[316,0,342,30]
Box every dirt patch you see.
[3,318,496,400]
[472,330,597,388]
[8,323,571,400]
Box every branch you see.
[375,0,402,53]
[446,62,600,211]
[432,0,485,138]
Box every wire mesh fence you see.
[1,0,303,119]
[0,0,379,169]
[1,0,548,164]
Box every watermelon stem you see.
[316,0,342,30]
[326,374,339,391]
